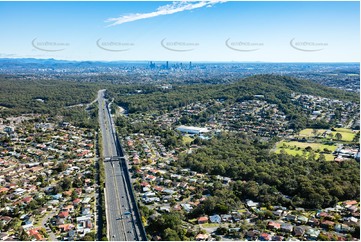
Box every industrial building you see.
[176,125,209,135]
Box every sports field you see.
[299,128,356,142]
[275,140,337,161]
[182,135,194,145]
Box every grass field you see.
[333,128,357,141]
[278,141,337,150]
[182,135,194,145]
[188,218,198,225]
[275,141,337,161]
[299,128,356,142]
[202,223,219,228]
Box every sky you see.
[0,1,359,62]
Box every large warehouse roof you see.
[176,125,209,134]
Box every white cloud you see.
[106,1,226,27]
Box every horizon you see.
[0,57,360,64]
[0,1,359,62]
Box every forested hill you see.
[224,74,358,102]
[0,78,100,114]
[0,78,106,128]
[0,74,357,119]
[113,74,359,114]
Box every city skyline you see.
[0,1,359,62]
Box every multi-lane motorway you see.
[98,90,146,241]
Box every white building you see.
[176,125,209,135]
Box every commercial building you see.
[176,125,209,135]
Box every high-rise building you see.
[149,61,155,69]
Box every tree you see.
[352,131,360,143]
[215,203,229,214]
[19,229,30,241]
[72,177,83,188]
[39,228,48,238]
[335,132,342,141]
[27,200,39,210]
[306,192,324,209]
[318,154,326,162]
[318,233,329,241]
[6,217,20,230]
[60,177,72,191]
[83,232,95,241]
[163,228,181,241]
[216,227,228,235]
[351,224,360,239]
[243,181,259,199]
[36,175,44,184]
[323,148,332,154]
[56,162,67,172]
[328,132,334,140]
[51,185,63,195]
[147,212,184,238]
[71,190,78,200]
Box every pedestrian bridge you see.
[104,156,122,162]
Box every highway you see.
[98,90,146,241]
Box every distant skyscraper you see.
[149,61,155,69]
[166,61,169,69]
[189,61,192,69]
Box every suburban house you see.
[197,216,209,224]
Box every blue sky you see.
[0,1,359,62]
